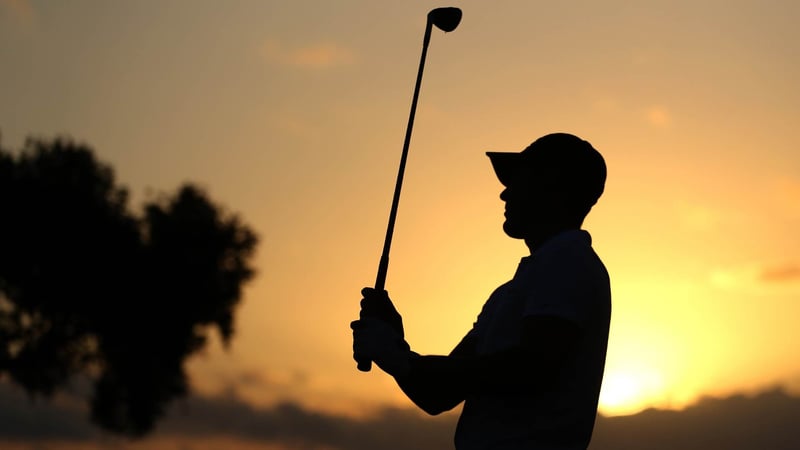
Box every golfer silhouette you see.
[352,132,611,449]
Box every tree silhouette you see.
[0,136,258,436]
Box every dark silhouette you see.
[0,136,258,436]
[2,380,800,450]
[353,133,611,449]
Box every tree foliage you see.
[0,136,258,436]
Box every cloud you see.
[3,380,800,450]
[160,395,456,450]
[261,39,356,69]
[189,364,368,419]
[0,381,96,441]
[0,0,35,25]
[760,264,800,283]
[0,380,454,450]
[710,261,800,292]
[591,388,800,450]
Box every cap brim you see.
[486,152,521,186]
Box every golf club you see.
[358,7,462,372]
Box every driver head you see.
[428,7,462,32]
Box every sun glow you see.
[598,366,667,416]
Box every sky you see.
[1,0,800,448]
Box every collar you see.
[519,229,592,265]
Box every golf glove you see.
[359,287,404,338]
[351,317,412,378]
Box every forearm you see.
[393,346,550,415]
[391,334,478,414]
[394,353,463,415]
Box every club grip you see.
[355,311,373,372]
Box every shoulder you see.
[477,281,514,316]
[526,230,607,283]
[518,230,610,325]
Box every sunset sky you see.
[1,0,799,448]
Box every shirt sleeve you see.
[465,282,510,343]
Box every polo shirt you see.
[454,230,611,450]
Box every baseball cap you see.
[486,132,607,208]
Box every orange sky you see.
[1,0,799,420]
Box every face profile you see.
[488,133,607,243]
[499,178,555,240]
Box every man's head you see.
[487,133,606,241]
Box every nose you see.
[500,187,510,202]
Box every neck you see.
[524,226,578,254]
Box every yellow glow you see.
[3,1,800,426]
[599,367,666,416]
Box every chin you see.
[502,220,527,240]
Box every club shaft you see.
[375,22,433,291]
[356,21,433,373]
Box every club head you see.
[428,7,462,33]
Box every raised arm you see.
[353,314,581,416]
